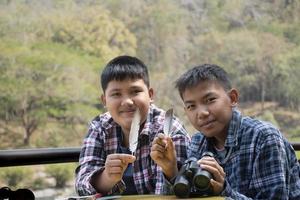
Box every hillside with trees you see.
[1,0,300,149]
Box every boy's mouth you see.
[199,119,216,128]
[120,108,137,114]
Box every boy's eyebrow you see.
[183,100,195,105]
[107,88,121,93]
[129,85,144,90]
[183,91,216,104]
[203,91,216,98]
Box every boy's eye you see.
[132,89,142,95]
[206,97,216,103]
[110,92,121,97]
[185,104,195,110]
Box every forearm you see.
[91,169,118,194]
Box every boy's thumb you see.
[122,154,136,164]
[166,137,175,150]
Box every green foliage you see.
[257,111,279,128]
[0,0,300,149]
[0,167,33,189]
[42,5,136,61]
[0,1,138,147]
[45,164,74,188]
[31,177,49,190]
[288,126,300,139]
[276,46,300,108]
[0,39,101,147]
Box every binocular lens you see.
[173,182,190,198]
[193,174,211,190]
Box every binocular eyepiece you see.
[173,152,214,198]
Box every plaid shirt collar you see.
[224,108,242,148]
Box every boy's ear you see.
[101,94,106,106]
[228,88,239,107]
[148,88,154,102]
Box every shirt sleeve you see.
[75,123,125,196]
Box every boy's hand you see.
[198,156,225,195]
[150,133,178,180]
[98,154,136,192]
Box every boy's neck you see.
[122,130,130,148]
[213,136,226,150]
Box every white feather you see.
[163,108,173,136]
[129,108,141,153]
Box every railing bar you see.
[0,143,299,167]
[0,147,81,167]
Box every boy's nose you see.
[196,106,209,119]
[121,97,134,106]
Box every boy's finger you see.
[157,132,166,139]
[106,159,122,167]
[166,137,174,150]
[151,143,166,153]
[119,154,136,164]
[153,134,167,147]
[107,153,126,160]
[150,151,164,160]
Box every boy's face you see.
[101,78,153,134]
[182,81,238,140]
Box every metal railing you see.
[0,143,300,167]
[0,147,80,167]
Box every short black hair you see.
[101,55,150,92]
[175,64,232,99]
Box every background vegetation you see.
[0,0,300,150]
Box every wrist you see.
[101,169,119,186]
[162,163,178,181]
[93,168,117,193]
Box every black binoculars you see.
[0,187,35,200]
[173,152,214,198]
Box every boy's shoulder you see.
[89,112,115,130]
[242,115,279,134]
[149,104,164,116]
[239,114,283,144]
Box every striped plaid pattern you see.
[189,109,300,199]
[75,104,189,196]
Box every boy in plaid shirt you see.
[75,56,189,196]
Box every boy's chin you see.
[203,134,214,138]
[200,131,216,138]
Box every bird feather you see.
[163,108,173,136]
[129,108,141,154]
